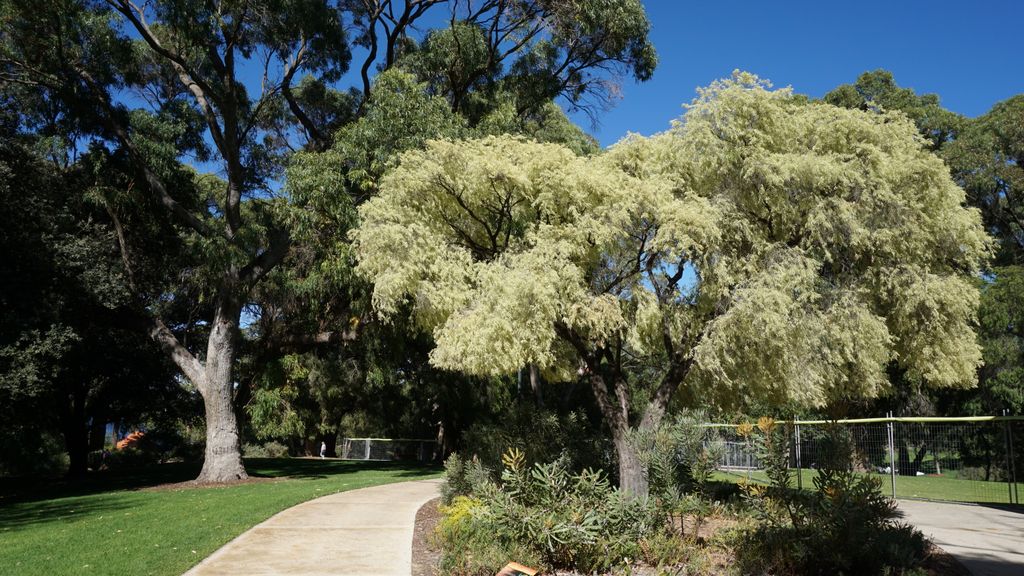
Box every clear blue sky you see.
[576,0,1024,147]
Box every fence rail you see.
[706,415,1022,505]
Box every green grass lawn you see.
[714,468,1023,504]
[0,458,441,576]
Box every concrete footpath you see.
[184,478,442,576]
[899,500,1024,576]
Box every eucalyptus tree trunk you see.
[194,301,247,483]
[150,297,248,483]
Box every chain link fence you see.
[338,438,438,462]
[708,416,1022,505]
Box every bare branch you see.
[280,37,329,149]
[239,228,292,286]
[149,317,207,389]
[105,0,227,153]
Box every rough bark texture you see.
[61,383,89,478]
[529,364,544,408]
[613,426,649,497]
[195,304,248,483]
[585,371,669,498]
[197,381,246,482]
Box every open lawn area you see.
[714,469,1023,505]
[0,459,441,576]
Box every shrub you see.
[0,430,68,477]
[242,441,290,458]
[95,447,156,469]
[459,405,610,473]
[440,453,494,505]
[436,449,680,575]
[135,426,203,462]
[633,412,725,538]
[436,494,542,576]
[734,421,930,575]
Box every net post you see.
[1004,409,1018,504]
[795,423,803,490]
[887,411,897,499]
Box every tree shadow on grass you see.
[0,491,137,531]
[0,461,202,506]
[1,458,440,509]
[245,457,442,480]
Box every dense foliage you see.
[0,130,190,476]
[734,420,929,575]
[0,0,656,479]
[355,72,990,493]
[437,450,685,575]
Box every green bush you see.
[0,430,68,477]
[439,453,494,505]
[436,449,682,575]
[93,447,156,469]
[435,495,543,576]
[633,412,725,538]
[734,420,930,575]
[458,405,610,473]
[136,426,203,462]
[242,441,290,458]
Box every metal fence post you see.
[364,438,371,460]
[887,412,897,499]
[746,441,752,481]
[1011,423,1019,505]
[795,423,803,490]
[1004,410,1018,504]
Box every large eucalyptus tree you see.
[1,0,655,481]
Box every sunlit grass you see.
[0,458,441,576]
[714,468,1022,504]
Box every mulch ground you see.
[412,496,443,576]
[138,476,283,492]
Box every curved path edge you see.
[183,478,443,576]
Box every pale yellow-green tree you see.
[353,72,991,495]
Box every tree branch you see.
[72,64,220,240]
[555,321,621,426]
[280,38,329,150]
[149,317,207,390]
[239,228,292,286]
[106,0,227,153]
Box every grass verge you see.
[0,458,441,576]
[714,469,1023,504]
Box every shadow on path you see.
[900,500,1024,576]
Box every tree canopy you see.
[354,72,991,493]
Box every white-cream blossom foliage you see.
[353,72,991,408]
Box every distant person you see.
[320,441,327,459]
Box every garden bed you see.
[413,497,970,576]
